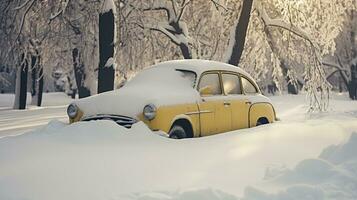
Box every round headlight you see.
[143,104,157,121]
[67,103,78,118]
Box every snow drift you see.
[0,93,356,200]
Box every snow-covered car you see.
[67,60,276,138]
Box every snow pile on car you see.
[75,67,200,118]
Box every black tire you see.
[256,118,269,126]
[169,125,187,139]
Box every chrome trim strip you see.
[82,114,136,121]
[185,110,213,115]
[82,114,138,128]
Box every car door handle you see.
[245,101,252,105]
[224,102,231,106]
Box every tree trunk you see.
[67,75,76,99]
[348,10,356,100]
[349,62,357,100]
[227,0,254,66]
[37,57,44,106]
[13,54,28,110]
[30,55,44,106]
[98,9,115,93]
[72,48,90,99]
[281,62,299,94]
[31,55,37,104]
[180,43,192,59]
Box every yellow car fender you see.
[248,102,276,127]
[169,114,199,137]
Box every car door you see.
[221,73,250,130]
[197,72,231,136]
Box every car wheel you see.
[169,125,187,139]
[256,117,269,126]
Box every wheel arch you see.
[248,102,276,127]
[169,115,195,138]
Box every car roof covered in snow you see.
[151,59,254,79]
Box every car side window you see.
[222,73,242,95]
[198,73,222,95]
[241,77,258,94]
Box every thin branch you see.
[15,0,36,42]
[170,0,178,17]
[176,0,190,22]
[136,22,180,45]
[142,4,171,22]
[49,0,71,22]
[210,0,228,11]
[255,1,318,50]
[13,0,32,10]
[322,59,349,87]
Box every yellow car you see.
[67,60,276,139]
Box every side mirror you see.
[199,86,213,96]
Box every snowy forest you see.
[0,0,356,111]
[2,1,357,200]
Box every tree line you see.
[0,0,356,111]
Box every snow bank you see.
[75,67,200,118]
[0,93,356,200]
[0,92,73,108]
[240,132,357,200]
[107,133,357,200]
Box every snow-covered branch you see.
[15,0,36,41]
[49,0,71,21]
[176,0,191,22]
[101,0,116,14]
[138,0,192,59]
[13,0,33,10]
[254,1,318,50]
[322,59,350,86]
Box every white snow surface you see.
[0,93,73,137]
[0,93,357,200]
[101,0,116,14]
[104,57,114,68]
[75,67,200,118]
[0,92,73,108]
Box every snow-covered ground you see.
[0,93,356,200]
[0,93,73,137]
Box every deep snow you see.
[0,92,73,137]
[0,93,356,200]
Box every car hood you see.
[74,84,200,119]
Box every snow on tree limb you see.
[13,0,33,10]
[101,0,116,14]
[49,0,71,21]
[254,1,332,111]
[138,0,192,59]
[104,57,114,68]
[254,1,318,50]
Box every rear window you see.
[241,77,258,94]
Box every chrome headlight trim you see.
[67,103,78,119]
[143,104,157,121]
